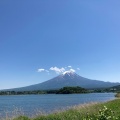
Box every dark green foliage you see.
[56,86,88,94]
[13,116,30,120]
[46,90,58,94]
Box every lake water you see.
[0,93,115,118]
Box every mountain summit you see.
[3,72,120,91]
[62,70,75,75]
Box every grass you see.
[9,98,120,120]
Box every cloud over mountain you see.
[38,66,80,75]
[50,67,65,74]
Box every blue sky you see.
[0,0,120,89]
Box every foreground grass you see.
[6,99,120,120]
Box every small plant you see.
[83,106,118,120]
[97,106,118,120]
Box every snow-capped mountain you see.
[3,72,120,91]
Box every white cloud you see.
[38,68,45,72]
[62,68,76,75]
[37,66,77,75]
[38,69,49,73]
[50,67,65,74]
[77,68,80,70]
[69,68,76,72]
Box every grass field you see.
[10,98,120,120]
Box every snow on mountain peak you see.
[62,69,75,75]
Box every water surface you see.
[0,93,115,117]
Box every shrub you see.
[83,106,119,120]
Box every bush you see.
[83,106,119,120]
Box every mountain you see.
[2,71,120,91]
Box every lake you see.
[0,93,115,118]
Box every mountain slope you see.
[3,72,120,91]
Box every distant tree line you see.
[0,86,88,95]
[0,91,43,95]
[0,86,119,95]
[56,86,88,94]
